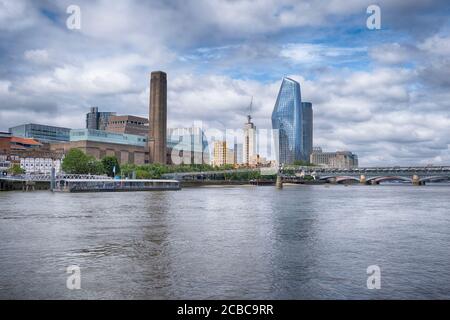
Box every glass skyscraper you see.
[301,102,313,162]
[272,77,313,164]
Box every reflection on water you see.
[0,184,450,299]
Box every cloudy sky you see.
[0,0,449,165]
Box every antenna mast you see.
[247,96,253,123]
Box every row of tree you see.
[62,149,238,179]
[62,149,121,177]
[121,163,236,179]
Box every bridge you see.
[162,166,450,185]
[3,166,449,188]
[280,166,450,185]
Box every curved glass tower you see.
[271,77,303,164]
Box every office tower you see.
[86,107,116,130]
[271,77,303,164]
[243,98,257,166]
[149,71,167,164]
[301,102,313,162]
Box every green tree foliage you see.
[292,160,315,166]
[119,163,248,179]
[8,164,25,175]
[62,149,103,175]
[101,156,120,177]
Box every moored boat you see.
[53,179,181,192]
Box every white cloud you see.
[280,43,366,64]
[24,49,49,64]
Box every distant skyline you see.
[1,0,450,166]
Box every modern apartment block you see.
[272,77,313,164]
[212,141,235,166]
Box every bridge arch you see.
[335,176,360,184]
[366,176,412,184]
[318,176,361,183]
[419,175,450,183]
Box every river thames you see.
[0,184,449,299]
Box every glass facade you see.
[9,124,71,143]
[70,129,147,147]
[271,78,303,164]
[301,102,313,161]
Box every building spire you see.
[247,96,253,123]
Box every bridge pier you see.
[360,175,367,184]
[371,180,379,185]
[276,175,283,189]
[23,181,36,192]
[412,175,421,186]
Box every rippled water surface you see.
[1,184,449,299]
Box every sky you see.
[0,0,449,166]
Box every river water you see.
[0,184,449,299]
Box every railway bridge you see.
[282,166,450,185]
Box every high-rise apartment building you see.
[243,114,256,166]
[271,78,302,164]
[212,141,235,166]
[271,77,313,164]
[149,71,167,164]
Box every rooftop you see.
[10,136,42,146]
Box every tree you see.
[293,160,314,166]
[8,164,25,176]
[62,149,103,174]
[101,156,120,177]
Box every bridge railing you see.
[1,174,111,181]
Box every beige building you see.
[310,147,358,169]
[243,115,257,166]
[212,141,235,166]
